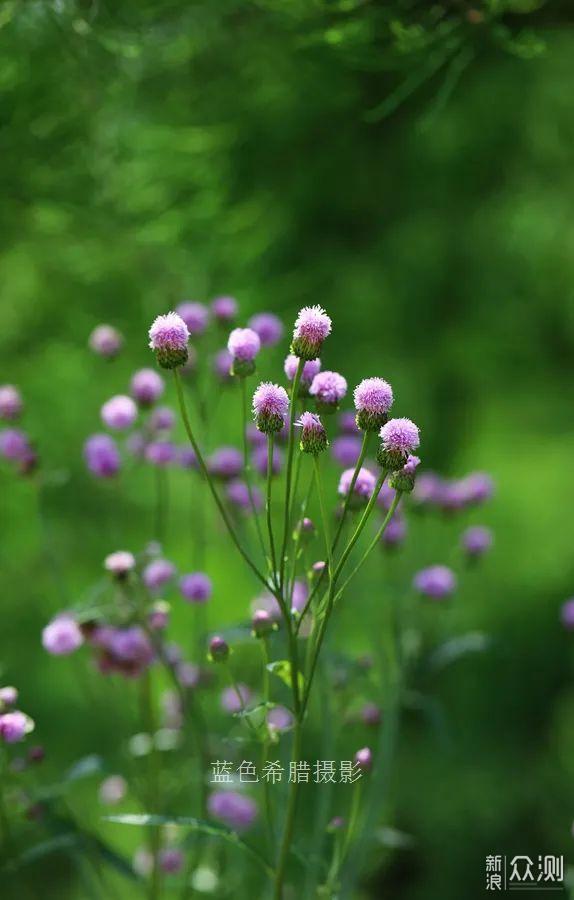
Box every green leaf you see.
[65,755,104,783]
[3,834,79,871]
[267,660,304,693]
[428,631,491,670]
[105,815,273,877]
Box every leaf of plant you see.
[266,660,304,694]
[64,754,104,783]
[3,833,79,871]
[428,631,491,670]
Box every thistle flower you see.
[461,472,495,505]
[42,615,84,655]
[296,411,328,455]
[309,371,347,413]
[104,550,136,579]
[209,636,229,663]
[354,747,372,771]
[462,526,493,558]
[412,472,443,507]
[378,418,420,470]
[561,599,574,630]
[143,558,176,591]
[149,406,176,432]
[252,443,282,477]
[353,377,394,431]
[179,446,197,469]
[177,662,201,688]
[267,705,294,734]
[226,479,263,512]
[148,312,189,369]
[149,601,170,630]
[248,312,283,347]
[159,848,184,874]
[94,626,154,678]
[413,565,456,599]
[283,354,322,397]
[0,385,23,421]
[338,467,377,505]
[361,703,381,726]
[220,683,251,713]
[145,440,177,467]
[99,775,128,805]
[331,435,362,468]
[291,305,332,360]
[0,428,30,462]
[252,382,289,435]
[89,324,123,358]
[208,791,258,832]
[213,349,234,382]
[101,395,137,431]
[0,686,18,709]
[208,446,243,480]
[251,609,275,638]
[339,411,360,435]
[381,514,407,548]
[84,434,121,478]
[0,711,34,744]
[388,454,420,493]
[212,296,238,323]
[180,572,212,604]
[130,369,165,407]
[227,327,261,376]
[176,301,209,335]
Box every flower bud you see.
[377,418,420,471]
[354,746,372,771]
[148,313,189,369]
[251,609,276,639]
[388,455,420,493]
[208,635,229,664]
[353,378,393,432]
[296,412,328,455]
[252,383,289,435]
[291,305,332,360]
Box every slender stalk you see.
[287,465,314,604]
[331,468,389,586]
[240,376,268,562]
[173,369,272,592]
[225,663,259,739]
[273,721,302,900]
[312,454,332,578]
[266,436,279,586]
[278,358,304,590]
[140,670,161,900]
[260,637,275,848]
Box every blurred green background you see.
[1,1,574,898]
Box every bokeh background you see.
[1,1,574,898]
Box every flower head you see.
[149,406,175,432]
[101,395,137,431]
[461,526,493,559]
[354,747,373,771]
[130,369,164,407]
[226,479,263,513]
[381,513,407,548]
[283,355,322,397]
[338,467,377,506]
[220,682,251,712]
[331,435,362,468]
[143,559,176,591]
[561,599,574,630]
[42,615,84,655]
[176,301,209,335]
[89,324,123,358]
[104,551,136,579]
[248,312,283,347]
[208,791,258,832]
[388,454,420,493]
[211,296,238,323]
[213,349,234,383]
[227,328,261,375]
[180,572,212,604]
[267,705,294,734]
[339,411,360,435]
[209,636,230,664]
[0,686,18,709]
[0,385,23,421]
[0,711,34,744]
[148,312,189,369]
[251,609,275,638]
[145,440,177,467]
[84,434,121,478]
[296,411,328,455]
[310,371,347,413]
[252,382,289,434]
[0,428,30,462]
[208,446,243,480]
[378,418,420,470]
[99,775,128,806]
[413,565,456,599]
[159,849,184,875]
[353,378,394,431]
[461,472,495,505]
[291,305,332,359]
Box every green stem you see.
[260,638,275,848]
[278,358,305,590]
[287,464,314,603]
[240,376,268,563]
[266,436,279,586]
[273,721,302,900]
[140,670,161,900]
[173,369,272,592]
[312,454,332,578]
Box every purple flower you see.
[248,312,283,347]
[283,354,322,395]
[462,526,493,558]
[143,558,176,591]
[89,324,123,358]
[361,703,381,726]
[388,454,421,493]
[0,711,33,744]
[104,551,135,578]
[159,848,184,874]
[267,705,294,733]
[296,411,328,454]
[148,312,189,369]
[412,472,443,507]
[210,636,230,664]
[180,572,212,604]
[246,423,266,449]
[353,378,394,431]
[339,411,360,435]
[227,328,261,375]
[291,305,332,359]
[149,601,170,630]
[413,565,457,599]
[211,296,238,323]
[331,435,362,468]
[177,661,200,688]
[213,349,234,382]
[252,443,282,477]
[252,382,289,434]
[145,440,177,467]
[0,385,23,421]
[101,395,137,431]
[99,775,128,805]
[338,467,377,503]
[130,369,165,407]
[561,599,574,630]
[309,371,347,412]
[42,615,84,655]
[226,479,263,512]
[461,472,495,505]
[291,579,309,615]
[378,417,420,469]
[208,791,258,832]
[220,683,251,713]
[0,686,18,708]
[0,428,30,461]
[381,514,407,547]
[209,446,243,480]
[252,609,274,638]
[179,446,197,469]
[355,747,372,771]
[84,434,121,478]
[149,406,175,432]
[176,301,209,335]
[106,627,155,675]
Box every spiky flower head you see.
[291,305,332,360]
[296,411,328,455]
[338,466,377,508]
[101,395,138,431]
[0,385,23,421]
[148,312,189,369]
[331,435,362,468]
[208,790,258,832]
[180,572,212,604]
[252,382,289,434]
[354,747,373,771]
[211,296,238,323]
[176,301,209,335]
[388,454,420,493]
[0,711,34,744]
[84,434,120,478]
[227,327,261,376]
[42,615,84,655]
[283,354,321,396]
[248,312,283,347]
[104,551,136,579]
[309,370,347,413]
[89,324,123,358]
[413,565,456,599]
[130,369,165,407]
[377,417,420,470]
[353,377,394,431]
[461,525,493,559]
